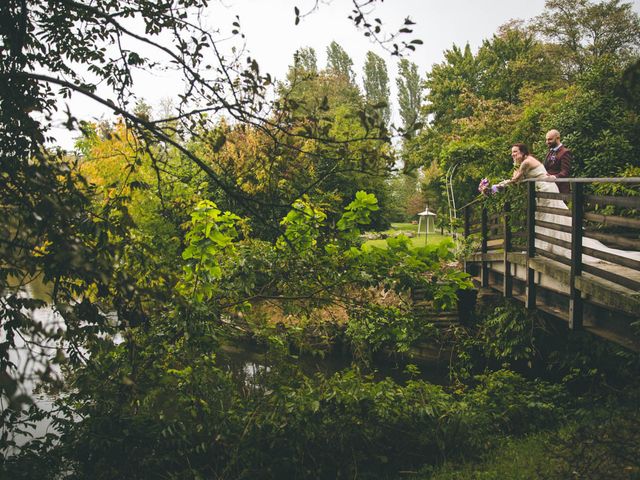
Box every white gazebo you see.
[417,206,437,236]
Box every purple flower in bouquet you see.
[478,178,490,195]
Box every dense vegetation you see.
[409,0,640,213]
[1,0,639,478]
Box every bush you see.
[3,344,570,480]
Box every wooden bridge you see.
[461,178,640,351]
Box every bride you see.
[497,143,640,264]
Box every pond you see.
[220,338,451,388]
[2,278,451,456]
[2,275,62,455]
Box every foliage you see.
[2,0,416,424]
[424,390,640,480]
[292,46,318,75]
[351,235,473,308]
[363,51,391,125]
[326,41,356,82]
[338,235,473,357]
[534,0,640,76]
[549,399,640,479]
[478,301,537,364]
[336,190,380,241]
[199,192,472,360]
[424,43,479,126]
[4,0,640,477]
[411,2,640,213]
[464,369,567,438]
[386,172,424,222]
[396,58,423,139]
[448,298,640,398]
[270,44,396,231]
[423,431,560,480]
[179,200,242,302]
[345,302,427,358]
[277,196,327,252]
[2,343,570,480]
[476,26,559,104]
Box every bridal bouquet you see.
[478,178,490,195]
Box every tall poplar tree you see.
[293,47,318,75]
[326,41,355,82]
[396,59,422,136]
[363,51,391,125]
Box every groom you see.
[544,129,572,194]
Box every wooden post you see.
[569,183,584,329]
[526,181,537,310]
[481,207,489,288]
[503,201,512,298]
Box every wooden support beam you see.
[584,211,640,229]
[481,207,489,288]
[585,194,640,209]
[526,182,537,310]
[569,183,584,330]
[503,201,512,298]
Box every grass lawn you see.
[388,222,420,233]
[363,223,452,249]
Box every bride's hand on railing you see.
[490,179,511,193]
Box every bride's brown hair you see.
[512,143,529,156]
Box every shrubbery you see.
[4,330,569,480]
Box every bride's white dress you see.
[525,164,640,264]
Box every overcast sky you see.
[233,0,547,80]
[51,0,640,149]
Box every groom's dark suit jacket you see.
[544,145,572,194]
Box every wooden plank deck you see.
[466,251,640,350]
[461,181,640,350]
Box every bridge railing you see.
[461,177,640,329]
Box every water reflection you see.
[219,342,449,387]
[2,275,63,455]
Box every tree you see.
[423,43,479,126]
[294,46,318,75]
[396,58,422,136]
[274,47,396,231]
[287,46,319,91]
[387,172,422,221]
[1,0,421,444]
[476,24,558,103]
[534,0,640,76]
[363,51,391,125]
[326,41,356,82]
